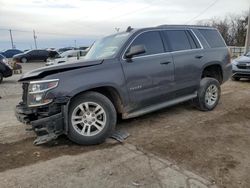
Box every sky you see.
[0,0,249,51]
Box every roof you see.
[125,25,215,34]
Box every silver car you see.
[232,51,250,81]
[46,50,87,66]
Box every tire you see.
[192,77,221,111]
[231,77,240,81]
[21,57,27,63]
[0,72,3,84]
[68,91,117,145]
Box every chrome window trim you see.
[121,28,204,61]
[29,79,59,84]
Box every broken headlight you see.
[28,79,59,107]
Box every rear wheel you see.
[192,78,221,111]
[0,72,3,84]
[68,92,117,145]
[21,57,27,63]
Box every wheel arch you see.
[201,63,223,84]
[68,85,126,115]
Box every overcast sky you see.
[0,0,249,50]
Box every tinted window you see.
[198,29,226,48]
[128,31,164,57]
[186,31,200,49]
[163,30,192,51]
[28,51,37,55]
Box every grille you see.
[22,83,29,105]
[237,65,250,69]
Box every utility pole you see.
[245,7,250,54]
[74,40,77,48]
[33,30,37,49]
[9,29,14,49]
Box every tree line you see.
[197,13,248,46]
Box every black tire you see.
[192,77,221,111]
[231,77,240,81]
[0,72,3,84]
[68,91,117,145]
[21,57,27,63]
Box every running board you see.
[123,92,197,119]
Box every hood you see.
[234,55,250,64]
[19,59,103,81]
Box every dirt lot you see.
[0,62,250,188]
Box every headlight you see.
[2,58,12,68]
[27,79,59,107]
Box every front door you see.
[121,30,175,110]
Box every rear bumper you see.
[222,63,232,83]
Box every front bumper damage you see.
[15,102,67,145]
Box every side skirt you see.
[122,92,197,119]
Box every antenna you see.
[126,26,133,32]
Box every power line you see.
[185,0,219,24]
[0,27,86,37]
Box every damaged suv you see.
[16,25,232,145]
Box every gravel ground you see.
[0,62,250,188]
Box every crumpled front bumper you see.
[15,103,65,145]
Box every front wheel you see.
[68,92,117,145]
[192,78,221,111]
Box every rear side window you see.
[198,29,226,48]
[163,30,192,51]
[186,31,201,49]
[128,31,164,57]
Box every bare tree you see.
[197,13,248,46]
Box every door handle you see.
[160,61,171,65]
[195,55,203,59]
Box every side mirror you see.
[125,45,146,59]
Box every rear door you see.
[121,30,175,109]
[162,30,204,97]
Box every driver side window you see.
[127,31,164,58]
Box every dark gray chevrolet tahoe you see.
[16,25,232,145]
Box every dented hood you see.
[19,60,103,81]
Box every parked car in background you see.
[78,46,89,50]
[13,49,49,63]
[0,54,12,83]
[16,25,232,145]
[47,50,59,59]
[46,50,87,66]
[232,51,250,81]
[0,49,23,58]
[57,47,75,54]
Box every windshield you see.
[84,32,130,61]
[24,50,32,54]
